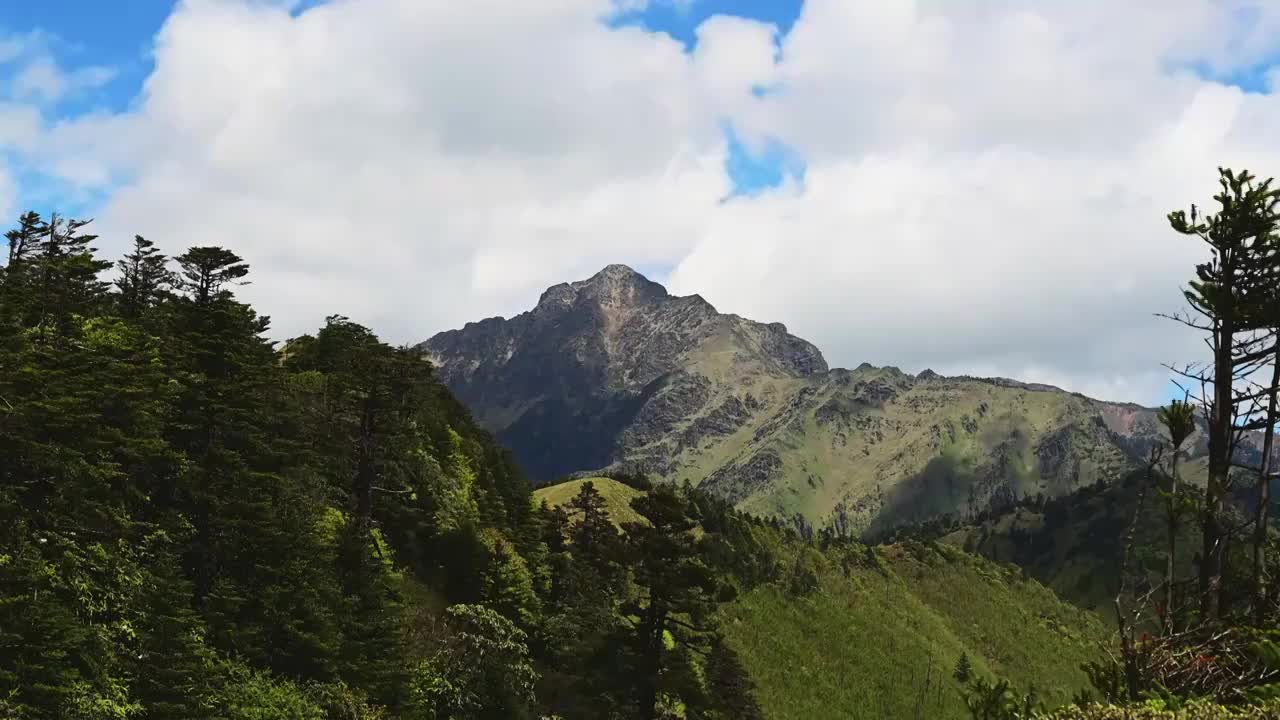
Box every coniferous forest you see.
[2,167,1280,720]
[0,215,770,718]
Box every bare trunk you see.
[1118,449,1159,700]
[355,400,375,531]
[639,601,666,720]
[1165,450,1180,634]
[1253,344,1280,623]
[1203,315,1235,622]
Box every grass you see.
[532,477,646,527]
[721,540,1109,720]
[641,364,1145,532]
[939,470,1203,619]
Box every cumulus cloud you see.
[12,0,1280,405]
[36,0,743,341]
[667,0,1280,404]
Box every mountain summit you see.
[421,266,1221,532]
[421,265,826,481]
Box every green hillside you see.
[932,468,1273,620]
[722,540,1108,719]
[534,477,646,526]
[535,476,1110,718]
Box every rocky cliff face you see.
[420,265,1256,533]
[420,264,826,481]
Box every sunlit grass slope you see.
[721,541,1108,720]
[533,477,645,526]
[535,477,1109,719]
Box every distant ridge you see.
[420,265,1241,532]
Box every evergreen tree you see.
[0,211,560,718]
[166,246,343,680]
[565,481,624,589]
[619,486,720,720]
[333,519,408,707]
[116,235,171,318]
[29,215,112,339]
[128,541,221,720]
[1165,168,1280,619]
[954,652,973,684]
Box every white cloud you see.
[668,0,1280,404]
[29,0,754,338]
[0,29,115,104]
[13,0,1280,405]
[13,58,110,102]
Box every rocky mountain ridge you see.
[420,265,1244,533]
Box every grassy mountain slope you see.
[932,465,1279,622]
[723,541,1108,719]
[649,363,1150,536]
[937,471,1184,615]
[533,477,645,526]
[534,478,1110,718]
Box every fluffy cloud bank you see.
[10,0,1280,404]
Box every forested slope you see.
[537,478,1109,719]
[0,216,542,718]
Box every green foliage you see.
[617,485,722,719]
[437,429,483,532]
[1034,699,1280,719]
[407,604,538,719]
[216,666,323,720]
[1157,401,1197,453]
[0,215,537,719]
[960,675,1042,720]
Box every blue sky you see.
[0,3,171,114]
[610,0,802,51]
[0,3,172,215]
[611,0,806,196]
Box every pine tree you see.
[166,246,343,680]
[954,652,973,684]
[0,218,171,718]
[0,210,563,718]
[334,519,408,707]
[128,542,221,720]
[565,482,623,589]
[116,235,171,318]
[1165,168,1280,619]
[619,486,720,720]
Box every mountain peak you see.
[533,264,670,313]
[564,263,669,308]
[588,263,643,280]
